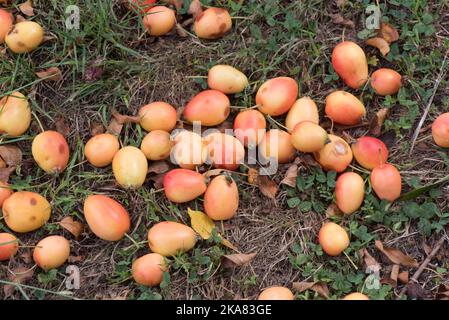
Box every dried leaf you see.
[150,173,165,189]
[84,58,105,82]
[375,240,419,267]
[148,161,170,174]
[381,264,399,287]
[406,282,428,299]
[326,203,343,217]
[359,248,381,272]
[366,37,390,57]
[55,117,71,137]
[0,145,22,166]
[221,238,238,251]
[188,208,215,240]
[35,67,63,82]
[436,284,449,300]
[379,22,399,43]
[20,251,32,264]
[59,216,84,239]
[330,13,354,28]
[19,0,34,16]
[15,15,27,23]
[91,122,105,136]
[4,266,34,298]
[293,281,329,299]
[221,253,256,269]
[369,108,389,136]
[111,111,140,124]
[258,175,278,199]
[203,169,225,179]
[163,0,183,10]
[281,164,298,188]
[0,167,16,182]
[398,271,409,284]
[68,255,84,263]
[247,168,258,184]
[188,0,203,18]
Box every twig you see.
[409,51,449,155]
[397,236,447,299]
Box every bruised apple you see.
[0,181,13,208]
[193,7,232,39]
[2,191,51,233]
[332,41,368,89]
[204,175,239,221]
[233,109,266,148]
[132,253,166,287]
[259,129,295,164]
[0,233,18,261]
[291,121,328,153]
[33,236,70,271]
[171,130,206,169]
[314,135,353,172]
[335,172,365,215]
[208,65,248,94]
[5,21,44,53]
[351,136,388,170]
[371,68,402,96]
[285,97,319,132]
[256,77,298,116]
[139,101,177,133]
[0,91,31,137]
[342,292,370,300]
[83,195,131,241]
[32,131,70,174]
[143,6,176,36]
[141,130,172,160]
[183,90,230,126]
[370,163,401,202]
[258,287,294,300]
[163,169,206,203]
[432,113,449,148]
[112,146,148,188]
[0,9,13,44]
[325,91,366,125]
[318,222,349,256]
[147,221,197,256]
[204,132,245,170]
[85,133,120,167]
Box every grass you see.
[0,0,449,300]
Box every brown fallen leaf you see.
[68,255,84,263]
[382,264,399,287]
[366,37,390,57]
[379,22,399,43]
[369,108,389,136]
[91,122,105,136]
[203,169,225,179]
[107,117,123,135]
[59,216,84,239]
[111,111,140,124]
[3,266,34,298]
[0,145,22,167]
[19,0,34,17]
[406,282,428,299]
[55,117,71,137]
[247,168,258,184]
[20,251,32,264]
[0,167,16,182]
[293,281,329,299]
[163,0,183,10]
[436,284,449,300]
[188,0,203,18]
[398,271,409,284]
[330,13,354,28]
[258,175,278,200]
[150,173,165,189]
[35,67,63,82]
[221,253,257,269]
[15,15,27,23]
[375,240,419,267]
[326,203,343,217]
[148,161,170,174]
[280,164,298,188]
[84,58,105,82]
[359,248,381,272]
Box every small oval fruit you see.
[342,292,370,300]
[325,91,366,125]
[147,221,197,256]
[83,195,131,241]
[163,169,206,203]
[335,172,365,215]
[285,97,319,132]
[112,146,148,188]
[171,130,207,169]
[0,9,13,44]
[432,112,449,148]
[143,6,176,36]
[5,21,44,53]
[256,77,298,116]
[208,65,248,94]
[258,287,294,300]
[370,163,401,202]
[204,175,239,221]
[318,222,350,256]
[2,191,51,233]
[139,101,177,132]
[85,133,120,167]
[33,236,70,271]
[259,129,295,164]
[332,41,368,89]
[0,91,31,137]
[204,132,245,170]
[371,68,402,96]
[233,110,266,148]
[32,130,70,174]
[0,181,13,208]
[291,121,328,153]
[141,130,172,161]
[352,136,389,170]
[193,7,232,39]
[183,90,230,126]
[132,253,166,287]
[314,135,353,172]
[0,233,18,261]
